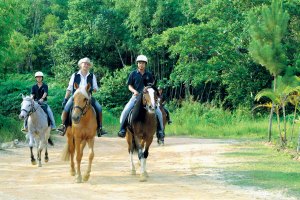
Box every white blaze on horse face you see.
[147,88,156,109]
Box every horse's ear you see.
[74,82,79,90]
[21,94,25,99]
[86,83,91,92]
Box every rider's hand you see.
[38,98,44,104]
[133,90,139,96]
[62,98,68,110]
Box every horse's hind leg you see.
[83,138,94,182]
[30,147,36,165]
[44,147,49,163]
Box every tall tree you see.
[248,0,289,143]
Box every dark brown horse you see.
[61,83,97,183]
[125,86,158,182]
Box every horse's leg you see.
[44,146,48,163]
[126,132,136,175]
[129,150,136,175]
[75,137,85,183]
[144,135,154,177]
[37,135,46,167]
[83,138,94,182]
[45,128,50,163]
[133,134,147,182]
[68,131,75,176]
[28,133,36,165]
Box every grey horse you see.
[19,95,51,167]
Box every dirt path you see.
[0,136,296,200]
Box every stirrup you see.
[56,124,66,136]
[21,128,28,132]
[118,129,126,138]
[97,128,108,137]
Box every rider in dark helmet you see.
[117,55,165,143]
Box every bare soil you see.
[0,136,296,200]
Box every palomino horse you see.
[126,86,158,182]
[61,83,97,183]
[19,95,51,167]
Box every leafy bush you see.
[95,65,134,115]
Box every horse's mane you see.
[131,93,146,122]
[24,96,33,101]
[74,85,91,99]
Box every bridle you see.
[73,98,90,117]
[143,87,157,111]
[21,99,38,117]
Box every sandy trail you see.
[0,136,296,200]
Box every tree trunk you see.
[291,102,298,140]
[276,107,284,147]
[282,103,287,145]
[268,75,277,142]
[268,105,274,142]
[114,40,125,67]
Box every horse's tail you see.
[61,143,70,161]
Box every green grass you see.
[222,142,300,197]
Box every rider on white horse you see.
[21,71,56,132]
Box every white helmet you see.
[35,71,44,77]
[136,55,148,64]
[78,57,92,67]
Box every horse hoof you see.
[139,174,147,182]
[38,163,42,167]
[45,158,49,163]
[83,174,90,182]
[70,170,76,176]
[31,160,37,165]
[144,171,149,177]
[75,175,82,183]
[131,170,136,175]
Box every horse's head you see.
[142,86,158,113]
[72,83,91,124]
[19,94,35,119]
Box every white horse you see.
[19,95,51,167]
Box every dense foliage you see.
[2,0,298,108]
[1,0,300,146]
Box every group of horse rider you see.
[22,55,172,141]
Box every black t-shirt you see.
[31,83,48,101]
[127,70,154,93]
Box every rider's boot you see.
[97,112,108,137]
[157,124,165,144]
[57,111,68,136]
[117,121,126,138]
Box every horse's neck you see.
[30,103,47,120]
